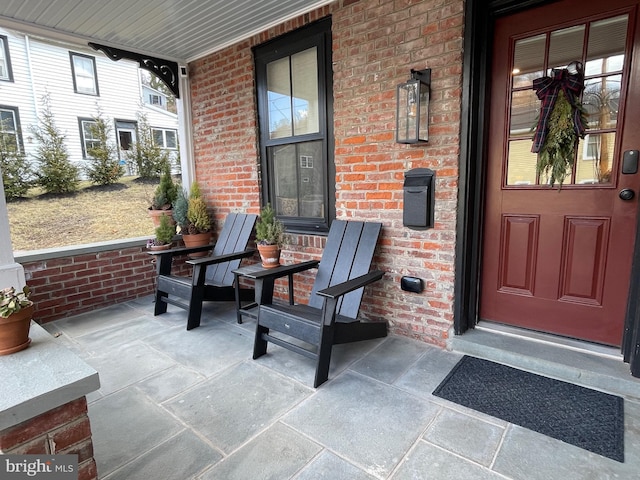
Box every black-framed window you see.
[78,118,100,158]
[152,128,178,149]
[0,106,22,152]
[70,52,99,95]
[254,17,334,234]
[0,36,13,82]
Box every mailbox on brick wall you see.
[403,168,435,230]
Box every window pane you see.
[586,15,627,75]
[510,89,538,137]
[73,56,96,94]
[291,47,319,135]
[0,38,7,80]
[575,132,615,184]
[506,140,538,185]
[548,25,585,71]
[152,129,164,147]
[512,34,546,88]
[272,141,324,218]
[583,76,620,130]
[165,130,177,149]
[0,109,16,131]
[267,57,292,139]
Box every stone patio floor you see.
[42,296,640,479]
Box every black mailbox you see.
[403,168,435,229]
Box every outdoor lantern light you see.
[396,68,431,144]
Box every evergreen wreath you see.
[531,63,588,188]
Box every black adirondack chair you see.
[248,220,386,387]
[149,212,257,330]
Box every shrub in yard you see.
[84,110,124,185]
[126,111,170,179]
[31,94,79,194]
[0,121,33,200]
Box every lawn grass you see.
[7,176,168,252]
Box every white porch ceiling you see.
[0,0,335,63]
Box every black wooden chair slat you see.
[152,213,257,330]
[253,219,386,387]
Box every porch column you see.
[177,68,195,188]
[0,175,25,290]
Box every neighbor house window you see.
[0,106,21,152]
[254,17,334,233]
[152,128,177,149]
[0,36,13,81]
[70,52,99,95]
[79,118,100,158]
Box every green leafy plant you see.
[255,203,285,246]
[31,93,79,194]
[186,182,211,234]
[84,109,124,186]
[0,286,33,318]
[150,166,178,210]
[152,213,176,246]
[125,110,170,179]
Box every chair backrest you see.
[308,220,382,319]
[205,213,258,287]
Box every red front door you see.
[480,0,640,346]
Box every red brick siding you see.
[0,397,97,480]
[189,0,463,346]
[21,245,193,324]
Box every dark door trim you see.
[454,0,640,374]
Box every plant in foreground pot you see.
[147,213,176,251]
[255,203,285,268]
[0,286,34,355]
[148,166,178,227]
[175,182,213,256]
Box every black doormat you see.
[433,356,624,462]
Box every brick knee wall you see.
[0,397,97,480]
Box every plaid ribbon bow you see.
[531,68,586,153]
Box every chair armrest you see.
[317,270,385,299]
[186,249,256,267]
[238,260,320,280]
[147,243,213,257]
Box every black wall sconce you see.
[396,68,431,144]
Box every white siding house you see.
[0,27,179,175]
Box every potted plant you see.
[255,203,285,268]
[174,182,212,256]
[147,213,176,251]
[148,166,178,227]
[0,286,34,355]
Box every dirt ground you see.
[7,176,163,252]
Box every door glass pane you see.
[510,89,538,137]
[291,47,319,135]
[513,34,546,88]
[575,132,615,184]
[548,25,585,71]
[267,57,292,139]
[583,76,620,130]
[272,140,324,218]
[586,15,627,74]
[506,140,538,185]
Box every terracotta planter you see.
[257,244,281,268]
[148,209,175,228]
[148,243,172,251]
[0,305,34,355]
[182,232,213,258]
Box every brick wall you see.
[0,397,97,480]
[19,243,192,325]
[189,0,464,347]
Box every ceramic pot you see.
[182,232,213,258]
[148,209,175,228]
[0,304,34,355]
[257,244,281,268]
[147,243,172,251]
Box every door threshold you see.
[451,324,640,401]
[475,322,622,360]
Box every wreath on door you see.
[531,61,588,188]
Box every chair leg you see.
[154,290,168,316]
[253,324,269,358]
[313,326,335,388]
[186,286,205,330]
